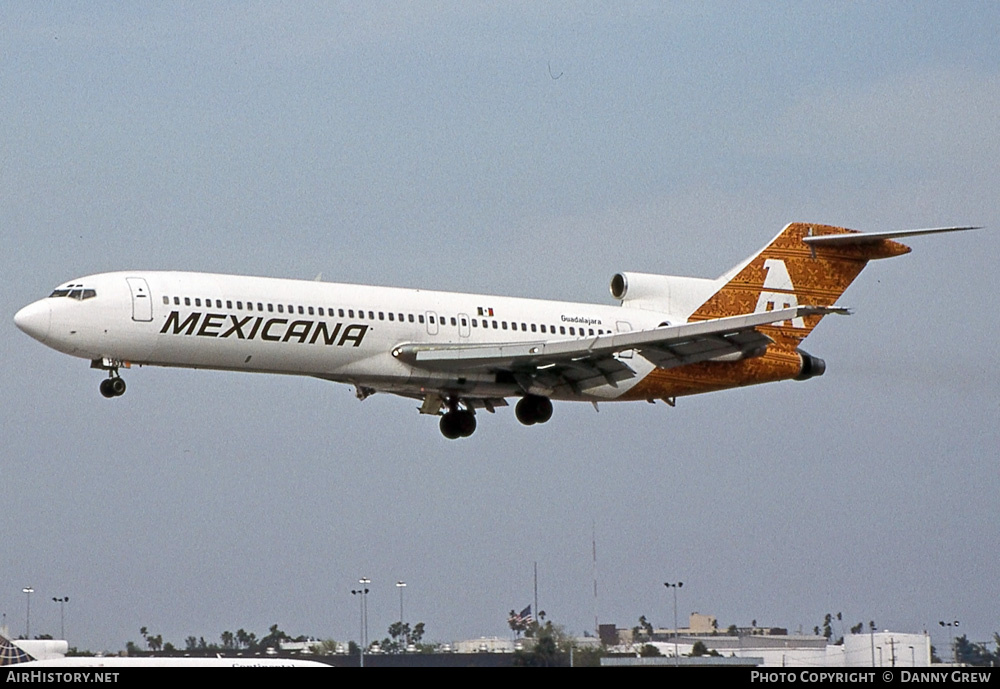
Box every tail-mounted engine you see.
[795,350,826,381]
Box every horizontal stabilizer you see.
[802,226,983,246]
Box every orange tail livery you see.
[620,223,979,402]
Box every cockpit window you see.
[49,285,96,300]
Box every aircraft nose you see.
[14,299,51,344]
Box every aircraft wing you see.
[393,306,845,394]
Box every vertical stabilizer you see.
[689,223,910,347]
[0,632,34,666]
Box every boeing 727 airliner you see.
[14,223,980,438]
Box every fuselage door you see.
[126,277,153,322]
[458,313,471,339]
[616,320,633,359]
[425,311,439,336]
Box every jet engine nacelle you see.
[610,271,720,316]
[610,271,671,301]
[795,350,826,381]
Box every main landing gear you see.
[99,373,127,398]
[515,394,553,426]
[437,395,554,438]
[439,399,477,440]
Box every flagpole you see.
[533,562,538,629]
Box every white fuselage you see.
[16,271,673,402]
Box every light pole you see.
[396,581,406,623]
[22,587,34,639]
[351,577,371,665]
[664,581,683,666]
[939,620,959,665]
[869,621,876,666]
[52,597,69,640]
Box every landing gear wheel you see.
[516,395,553,426]
[440,409,477,439]
[533,396,553,424]
[440,413,462,440]
[100,376,126,398]
[456,410,476,437]
[515,398,537,425]
[110,377,126,397]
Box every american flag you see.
[509,605,533,625]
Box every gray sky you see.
[3,2,998,654]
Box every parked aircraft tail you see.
[0,632,34,665]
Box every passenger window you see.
[185,297,191,306]
[502,322,507,330]
[258,303,263,311]
[163,296,169,305]
[472,319,478,327]
[492,320,498,329]
[226,300,233,309]
[418,315,425,324]
[340,309,346,318]
[368,311,374,320]
[318,307,324,316]
[560,326,566,335]
[379,312,385,321]
[451,317,457,326]
[388,313,394,321]
[408,314,414,323]
[531,324,537,332]
[237,301,243,310]
[308,306,314,315]
[174,297,180,305]
[278,304,284,313]
[267,303,273,312]
[298,306,304,315]
[347,309,353,318]
[247,302,253,311]
[540,324,546,333]
[429,316,435,324]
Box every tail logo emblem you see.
[755,259,805,328]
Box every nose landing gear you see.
[99,373,126,398]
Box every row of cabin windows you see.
[162,295,608,338]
